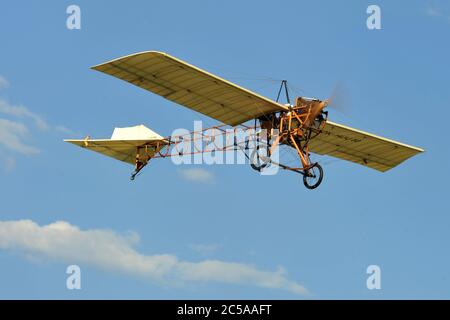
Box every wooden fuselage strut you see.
[130,96,329,179]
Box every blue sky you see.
[0,0,449,299]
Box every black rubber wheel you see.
[303,163,323,189]
[250,146,270,172]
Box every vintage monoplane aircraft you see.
[65,51,423,189]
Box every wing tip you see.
[90,50,168,70]
[325,120,424,153]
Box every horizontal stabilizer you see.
[65,125,167,165]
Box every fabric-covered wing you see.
[308,121,424,172]
[64,139,166,165]
[91,51,288,126]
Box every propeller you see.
[302,82,351,127]
[325,82,351,116]
[303,100,328,128]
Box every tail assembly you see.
[65,124,168,179]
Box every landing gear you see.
[250,151,271,171]
[303,163,323,189]
[250,143,271,172]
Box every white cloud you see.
[0,152,16,172]
[0,119,40,155]
[0,220,308,295]
[0,99,49,131]
[426,7,441,16]
[425,5,450,20]
[178,168,215,183]
[189,243,221,255]
[55,125,76,135]
[0,76,9,89]
[0,98,75,167]
[3,156,15,172]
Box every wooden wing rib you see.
[308,120,424,172]
[91,51,288,126]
